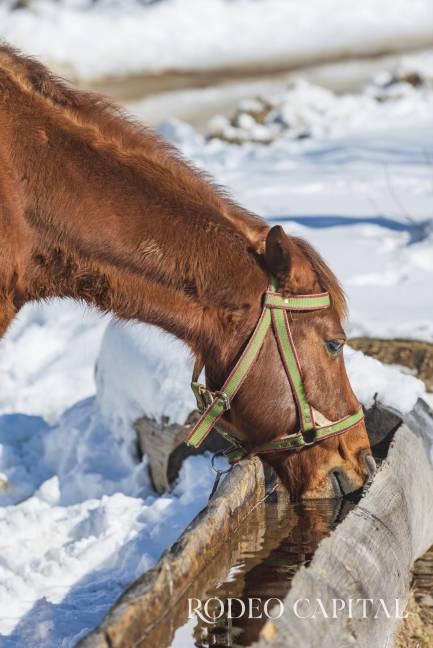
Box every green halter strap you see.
[186,280,364,463]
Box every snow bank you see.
[207,74,433,143]
[96,320,196,445]
[0,451,213,645]
[345,346,425,413]
[0,300,108,423]
[0,305,213,645]
[0,0,432,80]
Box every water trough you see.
[79,399,433,648]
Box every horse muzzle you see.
[302,451,376,500]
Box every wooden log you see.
[79,401,431,648]
[364,400,403,460]
[135,411,228,493]
[78,458,284,648]
[253,398,433,648]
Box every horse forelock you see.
[288,236,347,321]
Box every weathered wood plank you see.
[79,401,433,648]
[253,399,433,648]
[135,412,227,493]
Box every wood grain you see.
[78,457,281,648]
[253,399,433,648]
[135,412,228,493]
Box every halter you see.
[186,279,364,464]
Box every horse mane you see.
[0,43,257,231]
[0,43,346,320]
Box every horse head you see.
[192,225,373,499]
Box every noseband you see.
[186,280,364,464]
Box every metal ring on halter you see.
[211,451,233,475]
[208,452,233,501]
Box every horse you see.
[0,44,374,500]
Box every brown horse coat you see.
[0,44,371,498]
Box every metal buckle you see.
[216,427,241,446]
[191,381,213,413]
[191,383,230,414]
[215,391,231,412]
[208,452,234,500]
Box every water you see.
[138,491,361,648]
[184,495,361,648]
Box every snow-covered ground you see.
[0,314,213,646]
[0,313,425,646]
[207,64,433,143]
[0,0,432,80]
[0,43,432,648]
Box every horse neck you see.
[16,141,267,368]
[23,223,266,373]
[0,60,269,366]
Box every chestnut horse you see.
[0,44,373,499]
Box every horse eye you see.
[326,339,344,355]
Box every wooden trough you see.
[253,398,433,648]
[79,456,285,648]
[79,399,433,648]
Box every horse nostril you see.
[362,452,377,478]
[329,466,366,498]
[329,468,353,497]
[330,469,344,498]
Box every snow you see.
[0,300,214,644]
[207,75,433,143]
[154,77,433,341]
[96,321,196,436]
[0,0,432,80]
[0,455,214,645]
[0,344,214,643]
[0,300,108,423]
[0,23,432,646]
[345,347,425,413]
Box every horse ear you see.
[264,225,291,276]
[264,226,318,294]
